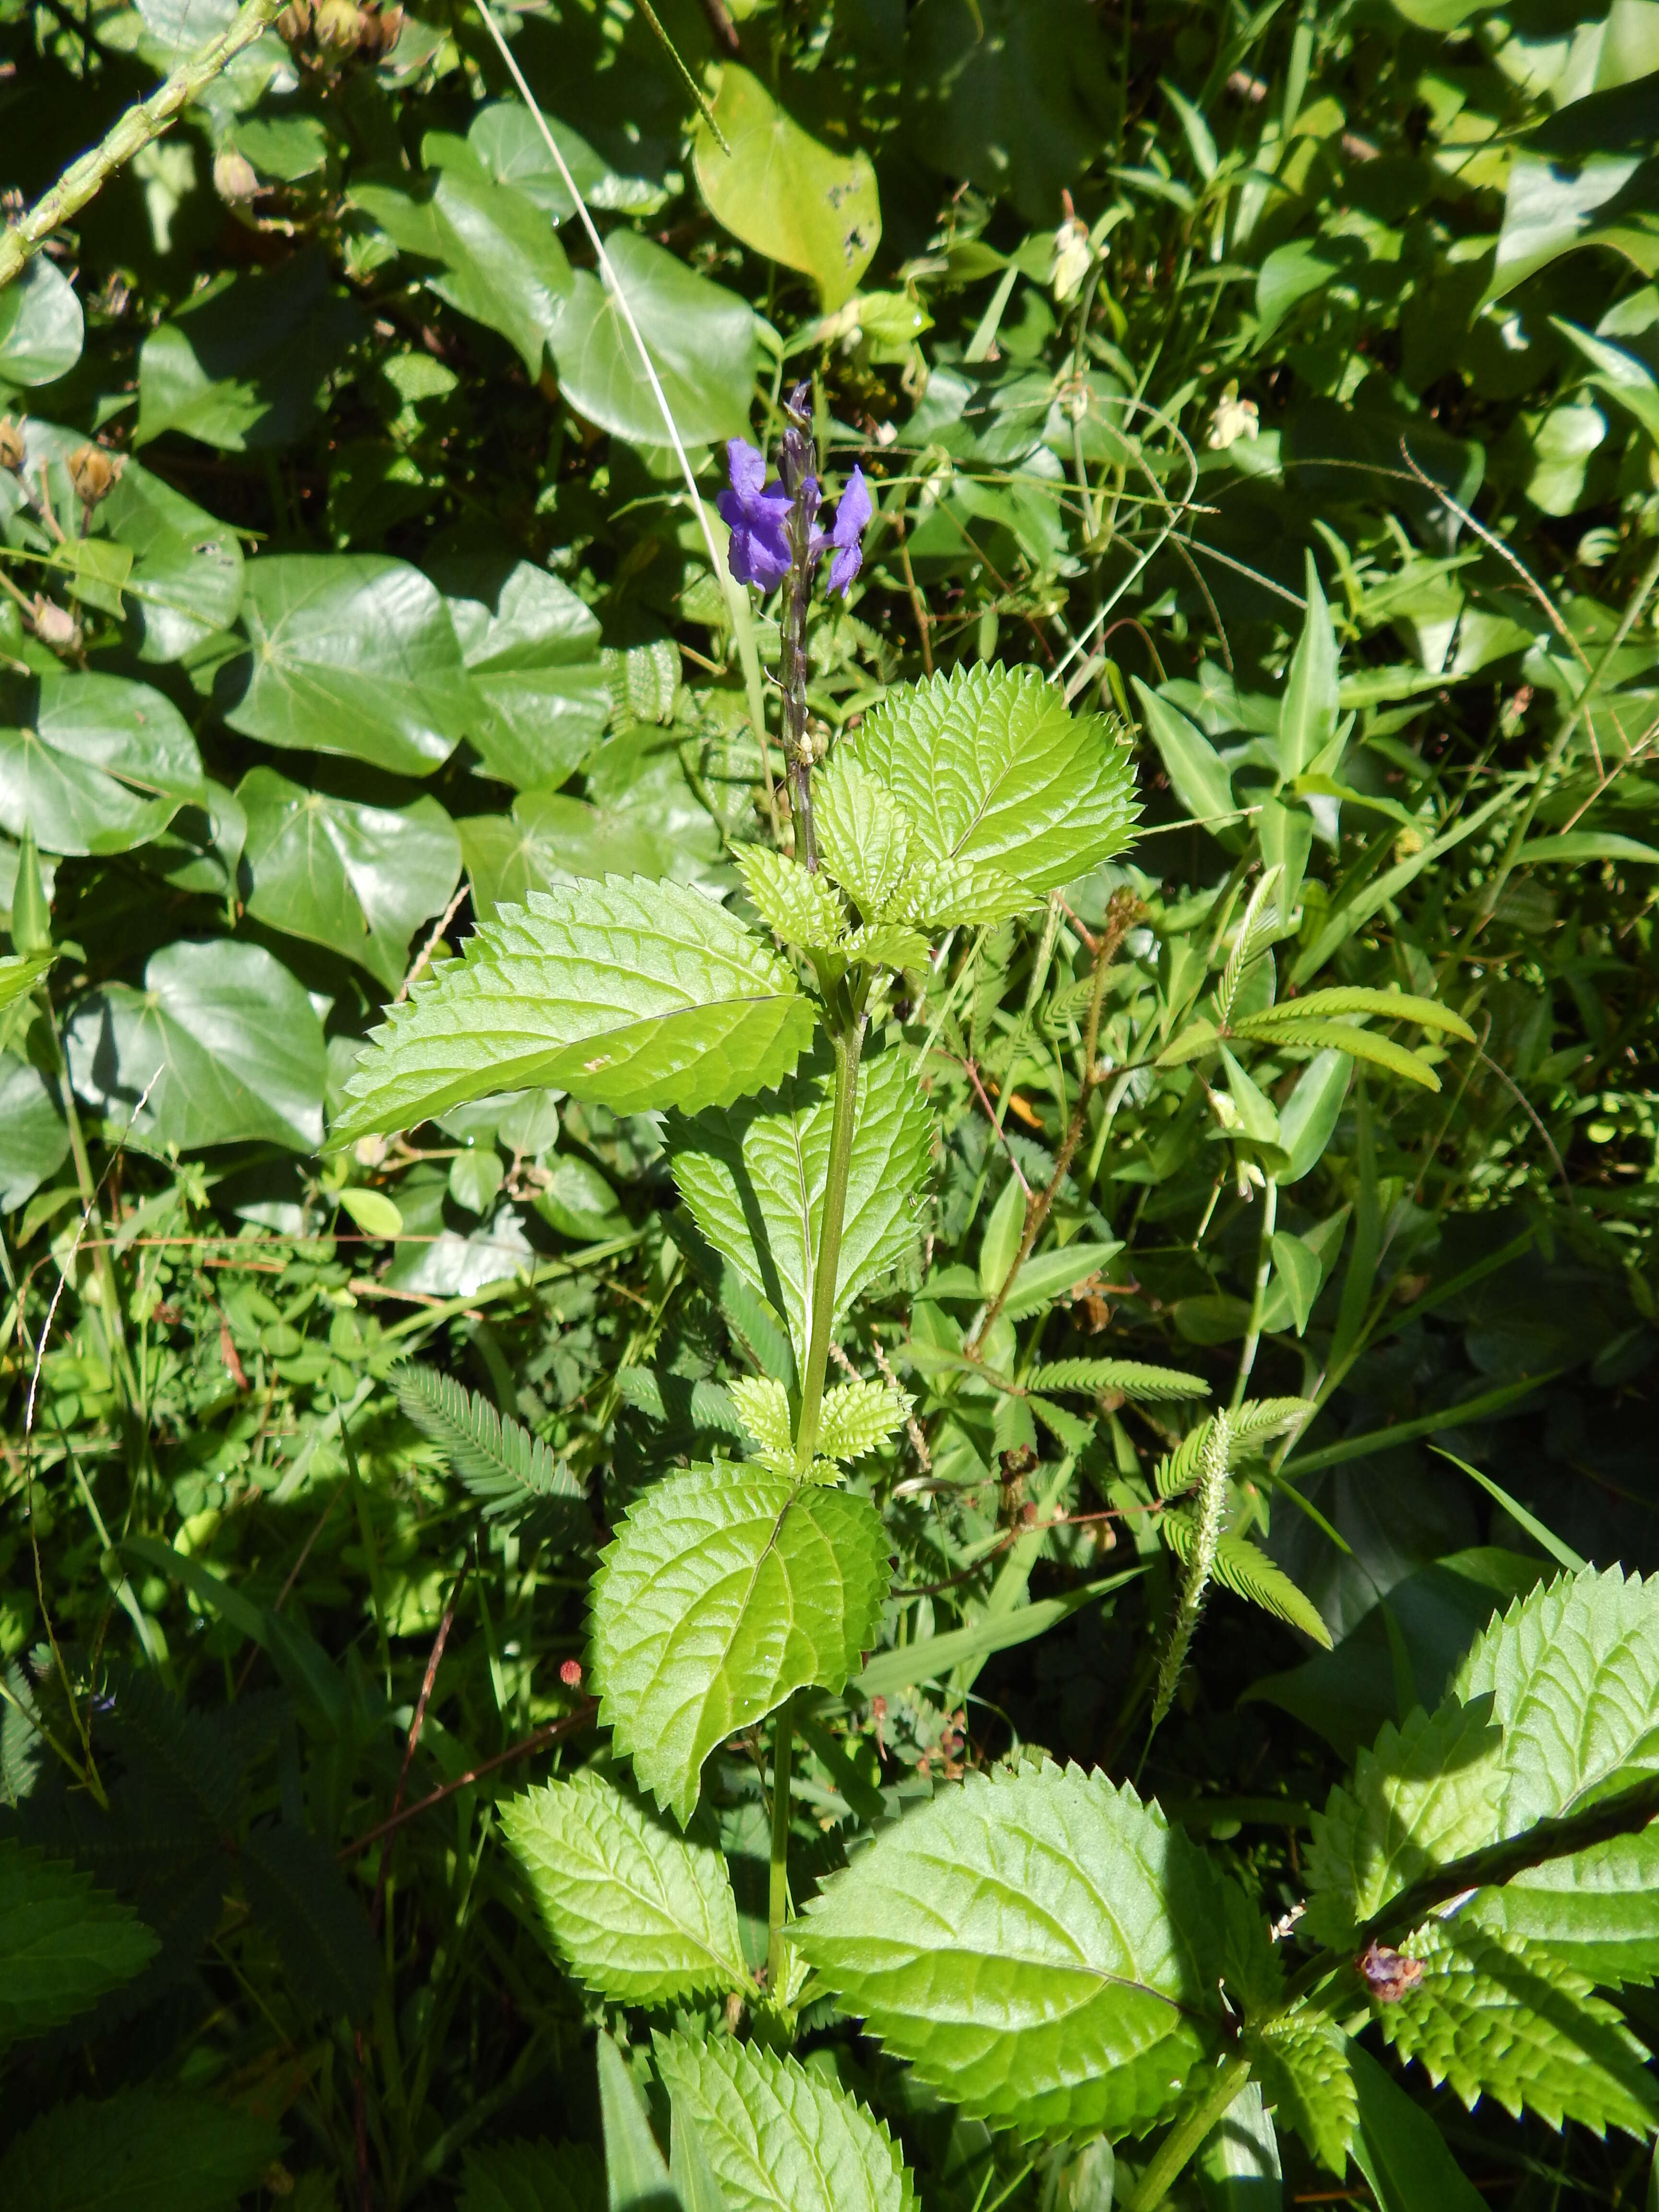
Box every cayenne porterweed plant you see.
[318,418,1659,2208]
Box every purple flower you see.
[717,438,793,591]
[815,465,871,597]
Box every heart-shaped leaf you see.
[0,669,204,855]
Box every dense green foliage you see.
[3,0,1659,2205]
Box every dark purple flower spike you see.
[717,438,792,591]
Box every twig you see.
[338,1700,599,1859]
[0,0,289,287]
[963,1058,1031,1197]
[395,884,467,1004]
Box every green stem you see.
[1229,1176,1277,1411]
[1122,2055,1252,2212]
[766,1692,795,1992]
[793,1000,867,1475]
[0,0,289,289]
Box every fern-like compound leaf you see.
[1304,1697,1506,1947]
[794,1762,1235,2141]
[1229,1017,1443,1091]
[1378,1920,1659,2136]
[816,1378,910,1463]
[1235,986,1474,1041]
[847,664,1139,892]
[395,1364,586,1525]
[1229,1395,1314,1441]
[0,1838,159,2048]
[736,844,845,950]
[1160,1516,1331,1647]
[1029,1357,1210,1401]
[503,1766,747,2005]
[655,2032,915,2212]
[331,877,814,1143]
[1249,2014,1357,2175]
[591,1465,889,1826]
[668,1045,933,1374]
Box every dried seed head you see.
[31,595,80,651]
[0,416,25,473]
[313,0,366,48]
[66,442,123,509]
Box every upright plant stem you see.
[777,394,820,868]
[766,1691,795,1992]
[1121,2056,1252,2211]
[1229,1175,1277,1411]
[793,1003,868,1474]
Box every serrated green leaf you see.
[1231,1019,1442,1091]
[816,754,914,920]
[592,1466,889,1825]
[333,878,814,1144]
[727,1377,794,1469]
[1379,1920,1659,2136]
[394,1364,587,1526]
[1028,1358,1210,1401]
[736,845,845,951]
[504,1766,747,2005]
[817,1378,910,1463]
[1450,1567,1659,1982]
[841,923,931,971]
[1452,1566,1659,1827]
[655,2033,914,2212]
[1250,2013,1355,2176]
[667,1046,932,1373]
[794,1762,1233,2141]
[1305,1698,1506,1947]
[1468,1826,1659,1986]
[1234,987,1474,1042]
[890,853,1033,928]
[0,1838,159,2047]
[850,665,1138,893]
[0,2090,278,2212]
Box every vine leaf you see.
[847,664,1139,892]
[503,1766,747,2005]
[1304,1697,1506,1947]
[0,1839,159,2048]
[332,878,815,1144]
[1378,1920,1659,2137]
[590,1466,889,1826]
[655,2031,914,2212]
[794,1761,1234,2141]
[667,1045,933,1374]
[394,1365,587,1528]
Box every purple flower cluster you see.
[718,437,872,598]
